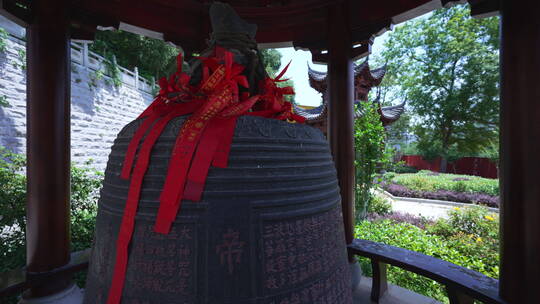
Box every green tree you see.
[385,111,411,149]
[381,5,499,170]
[366,55,411,151]
[90,30,179,80]
[354,102,392,221]
[0,27,8,53]
[260,49,282,76]
[260,49,295,103]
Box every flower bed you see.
[380,171,499,207]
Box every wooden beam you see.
[468,0,499,19]
[500,1,540,303]
[309,42,370,65]
[327,3,355,259]
[309,49,328,65]
[0,0,31,26]
[25,0,72,298]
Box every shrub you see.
[367,211,433,230]
[356,220,457,302]
[0,148,27,273]
[367,195,392,216]
[428,206,499,242]
[0,148,102,302]
[0,27,8,53]
[388,164,419,174]
[356,205,499,303]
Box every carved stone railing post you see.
[82,41,89,69]
[134,67,139,89]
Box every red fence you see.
[401,155,498,179]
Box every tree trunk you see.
[440,157,448,173]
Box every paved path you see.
[389,198,452,219]
[376,190,499,220]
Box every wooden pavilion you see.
[1,0,538,303]
[294,60,406,136]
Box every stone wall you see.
[0,36,154,172]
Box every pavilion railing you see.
[0,249,90,299]
[1,240,504,303]
[4,34,156,94]
[70,40,155,94]
[348,239,505,304]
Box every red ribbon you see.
[183,118,224,201]
[120,101,201,180]
[107,104,197,304]
[154,86,234,234]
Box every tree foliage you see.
[90,30,179,80]
[385,111,412,148]
[260,48,295,103]
[381,5,499,164]
[260,49,282,76]
[1,148,103,303]
[0,27,8,53]
[354,102,392,221]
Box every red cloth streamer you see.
[211,116,238,168]
[183,118,224,201]
[120,115,159,179]
[152,121,206,234]
[154,88,233,234]
[120,101,201,180]
[107,107,190,304]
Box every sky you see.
[275,32,389,107]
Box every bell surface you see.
[84,115,352,304]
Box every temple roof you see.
[355,100,407,126]
[354,60,387,86]
[307,65,329,94]
[293,95,328,121]
[293,98,406,126]
[308,59,387,94]
[377,101,407,122]
[300,56,403,126]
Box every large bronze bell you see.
[83,115,352,303]
[84,2,352,302]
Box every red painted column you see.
[499,1,540,303]
[327,4,355,254]
[25,0,72,298]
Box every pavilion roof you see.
[1,0,490,55]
